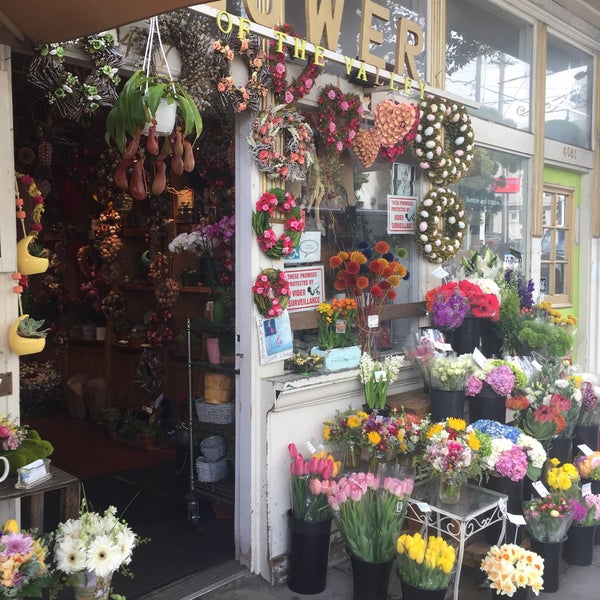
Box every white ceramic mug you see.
[0,456,9,482]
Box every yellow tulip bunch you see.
[396,532,456,590]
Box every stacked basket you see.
[195,395,234,425]
[196,435,228,482]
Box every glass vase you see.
[72,572,112,600]
[369,450,385,473]
[344,440,360,470]
[438,479,461,504]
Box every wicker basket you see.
[195,398,234,424]
[196,456,227,482]
[204,373,234,404]
[200,435,226,462]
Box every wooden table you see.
[0,465,80,531]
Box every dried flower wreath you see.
[414,186,466,263]
[413,94,474,185]
[267,23,323,105]
[212,32,271,113]
[248,104,315,181]
[315,84,363,153]
[252,188,304,258]
[252,268,290,318]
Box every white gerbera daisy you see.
[86,535,122,577]
[115,528,137,564]
[54,537,87,574]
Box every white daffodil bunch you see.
[53,504,137,583]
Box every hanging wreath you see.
[252,188,304,258]
[248,105,315,181]
[252,268,290,318]
[267,23,323,105]
[415,187,466,264]
[212,32,271,113]
[315,84,363,153]
[373,100,419,163]
[16,173,45,236]
[412,94,474,185]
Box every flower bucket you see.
[468,383,506,424]
[446,317,482,355]
[349,553,394,600]
[530,537,565,593]
[287,510,332,595]
[564,524,596,566]
[310,345,361,372]
[548,436,573,464]
[490,587,531,600]
[574,425,600,452]
[484,475,524,545]
[399,579,449,600]
[428,388,465,422]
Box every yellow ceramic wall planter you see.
[8,315,46,356]
[17,235,49,276]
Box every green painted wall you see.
[542,166,580,321]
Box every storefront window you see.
[445,0,532,131]
[545,35,592,149]
[453,148,528,264]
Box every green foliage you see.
[494,287,524,354]
[17,316,50,338]
[517,320,573,358]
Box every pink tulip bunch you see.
[328,470,415,563]
[288,443,340,522]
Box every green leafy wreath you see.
[413,94,474,185]
[252,268,290,318]
[415,187,466,263]
[252,188,304,258]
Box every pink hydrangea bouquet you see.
[466,359,527,398]
[328,469,414,562]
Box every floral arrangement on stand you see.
[328,469,414,563]
[480,544,544,597]
[252,188,304,259]
[0,519,52,599]
[396,532,456,591]
[425,279,500,331]
[522,493,575,542]
[53,503,138,598]
[316,298,358,349]
[358,353,406,411]
[415,417,490,503]
[328,240,408,353]
[287,443,340,522]
[471,420,546,482]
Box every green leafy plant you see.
[17,316,50,338]
[105,69,203,152]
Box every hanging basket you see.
[8,315,46,356]
[17,235,49,275]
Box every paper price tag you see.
[472,347,487,369]
[305,440,317,454]
[367,314,379,328]
[433,341,454,353]
[532,481,550,497]
[578,444,594,456]
[415,501,431,513]
[431,267,449,279]
[582,482,592,496]
[396,501,404,514]
[507,513,527,526]
[531,360,543,371]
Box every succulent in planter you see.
[106,69,203,199]
[17,316,50,338]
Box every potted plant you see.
[8,315,50,356]
[105,69,203,153]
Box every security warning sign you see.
[284,266,324,312]
[387,196,417,234]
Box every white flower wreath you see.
[413,94,474,185]
[248,104,315,181]
[415,187,466,263]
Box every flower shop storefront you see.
[0,0,600,598]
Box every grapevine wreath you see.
[252,268,290,318]
[415,187,466,263]
[248,104,315,181]
[252,188,304,259]
[212,32,271,113]
[315,84,363,153]
[413,94,474,185]
[267,23,323,105]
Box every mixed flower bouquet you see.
[578,378,600,426]
[53,503,137,590]
[574,451,600,480]
[465,359,527,398]
[403,335,437,389]
[288,443,340,521]
[480,544,544,597]
[471,420,546,482]
[506,394,566,445]
[415,418,489,487]
[316,298,358,349]
[358,353,406,410]
[427,354,473,391]
[323,407,368,447]
[328,469,414,562]
[425,279,500,330]
[522,493,574,542]
[0,519,51,599]
[396,532,456,590]
[571,493,600,527]
[328,240,408,351]
[0,415,28,451]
